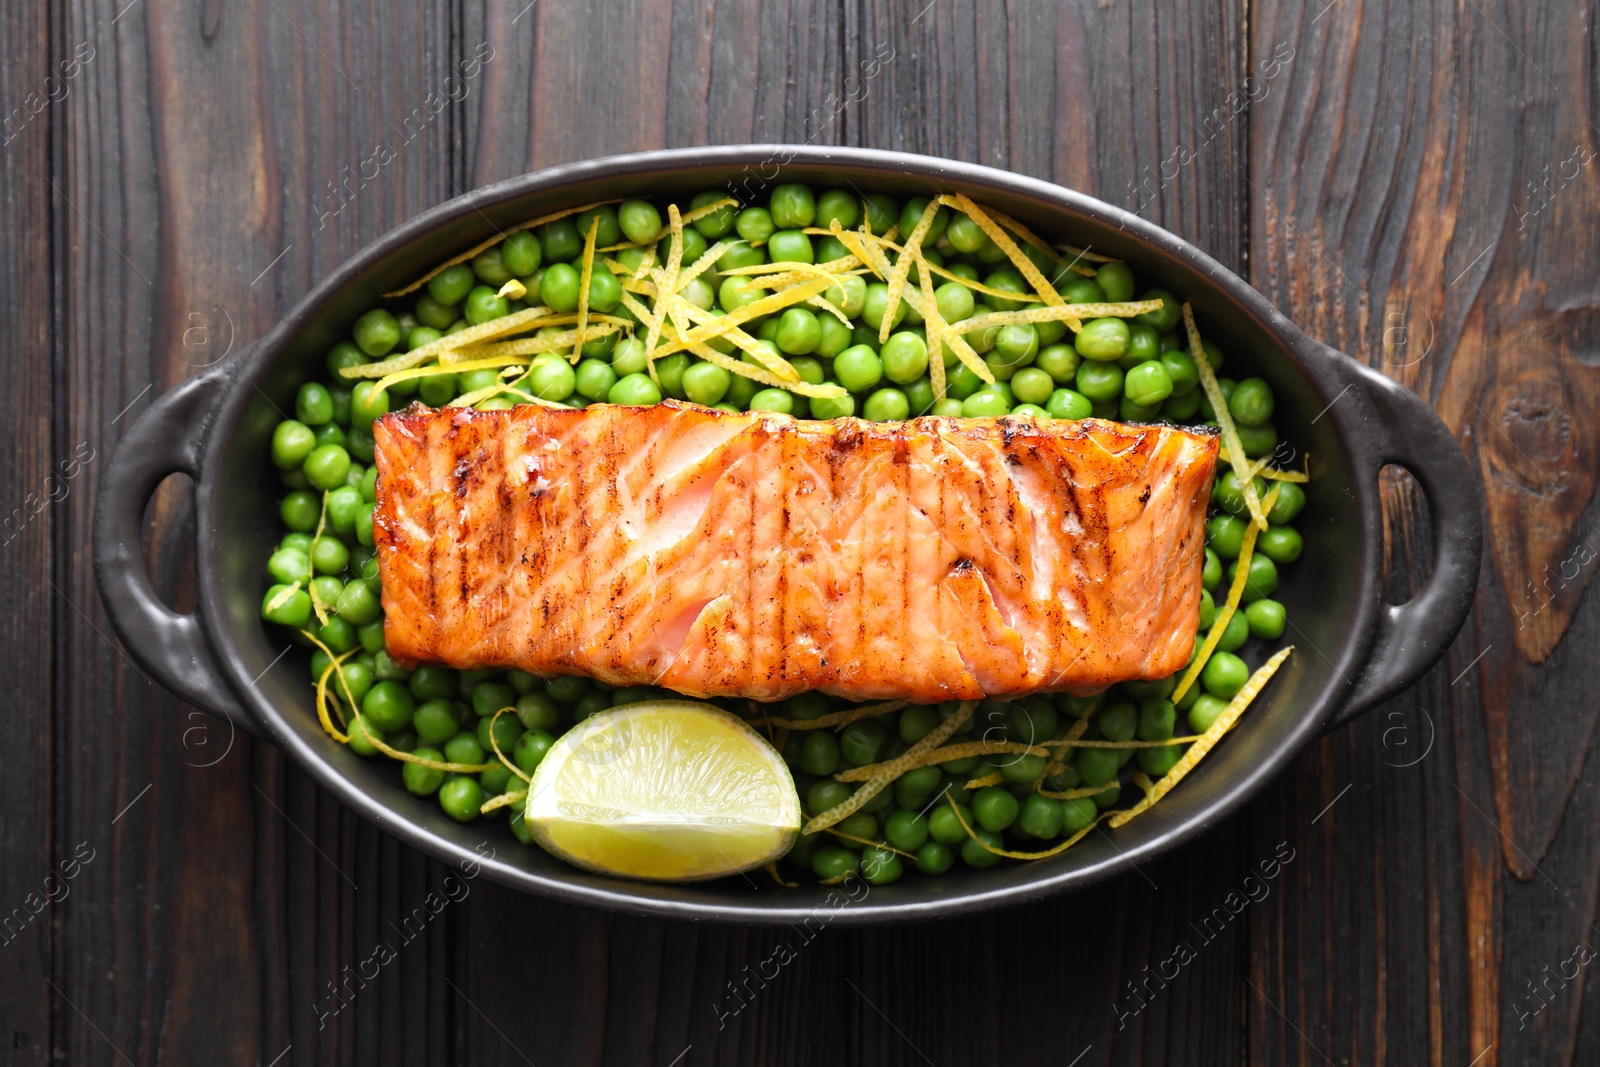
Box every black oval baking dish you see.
[93,146,1481,925]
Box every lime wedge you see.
[524,700,801,882]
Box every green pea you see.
[863,388,910,422]
[528,358,577,402]
[833,345,883,393]
[839,721,887,767]
[769,183,816,229]
[1246,598,1287,640]
[961,388,1010,418]
[495,230,540,276]
[267,547,312,587]
[412,699,459,746]
[311,424,347,452]
[897,197,948,244]
[769,306,820,355]
[814,189,859,230]
[472,681,517,720]
[883,810,930,852]
[1000,753,1048,783]
[1209,607,1248,652]
[1158,349,1199,395]
[1075,746,1120,787]
[734,206,775,244]
[1229,554,1279,602]
[1074,360,1123,403]
[914,841,954,875]
[931,280,975,326]
[539,263,581,313]
[1074,317,1130,361]
[354,502,376,547]
[514,728,556,776]
[469,246,512,287]
[1163,389,1203,421]
[686,190,734,237]
[978,268,1026,313]
[1098,702,1137,743]
[671,361,726,407]
[271,420,317,471]
[355,679,411,732]
[427,264,476,307]
[1258,525,1303,563]
[1229,377,1275,426]
[971,786,1019,832]
[861,846,903,884]
[807,779,852,819]
[443,730,486,766]
[1203,547,1223,590]
[881,332,929,384]
[960,827,1004,868]
[1138,743,1184,777]
[332,581,379,626]
[438,777,483,822]
[928,803,973,845]
[832,811,878,849]
[1235,422,1277,457]
[302,444,351,491]
[1188,694,1229,733]
[1042,388,1090,420]
[748,388,795,415]
[799,731,840,776]
[1124,360,1174,407]
[1017,794,1064,839]
[477,709,522,757]
[1134,289,1181,331]
[1198,588,1216,631]
[506,690,556,731]
[861,283,907,333]
[1094,261,1135,303]
[601,339,644,380]
[398,748,444,795]
[767,230,813,264]
[608,200,660,247]
[1268,483,1306,524]
[608,373,662,406]
[261,584,312,627]
[555,207,609,252]
[574,359,618,402]
[350,381,390,431]
[810,846,858,881]
[343,713,383,757]
[353,309,401,357]
[1137,698,1177,743]
[1212,469,1267,516]
[1033,343,1079,384]
[1054,796,1093,833]
[1202,651,1250,698]
[1207,514,1248,559]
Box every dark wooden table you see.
[3,0,1592,1062]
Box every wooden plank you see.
[0,0,58,1062]
[54,0,458,1063]
[1245,0,1600,1063]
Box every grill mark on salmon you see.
[374,401,1220,703]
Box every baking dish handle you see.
[93,368,261,737]
[1321,352,1483,730]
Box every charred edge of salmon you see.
[374,397,1225,446]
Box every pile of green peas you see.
[257,181,1306,880]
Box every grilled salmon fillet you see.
[373,401,1219,703]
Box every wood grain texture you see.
[0,1,57,1063]
[1246,0,1600,1064]
[12,0,1589,1062]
